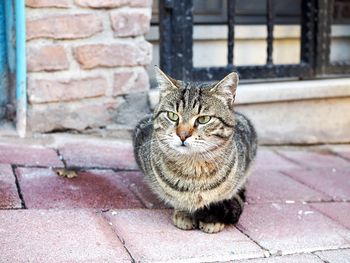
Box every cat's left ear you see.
[210,72,239,108]
[154,66,179,93]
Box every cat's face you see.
[153,68,239,156]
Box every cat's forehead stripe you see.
[178,84,204,114]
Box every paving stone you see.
[0,164,21,209]
[0,209,130,262]
[236,254,324,263]
[283,168,350,201]
[253,149,301,171]
[327,145,350,161]
[277,150,350,169]
[118,171,168,209]
[16,168,143,209]
[311,202,350,229]
[336,151,350,161]
[315,248,350,263]
[59,141,137,170]
[237,203,350,255]
[246,170,331,204]
[104,209,266,262]
[0,143,63,167]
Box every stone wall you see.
[26,0,152,133]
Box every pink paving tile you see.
[104,209,266,262]
[0,164,21,209]
[277,150,350,169]
[246,170,331,204]
[16,168,143,209]
[59,141,137,170]
[336,151,350,161]
[283,168,350,201]
[236,254,323,263]
[0,143,63,167]
[118,171,168,209]
[327,145,350,161]
[310,202,350,230]
[315,249,350,263]
[237,203,350,255]
[253,149,301,171]
[0,209,130,262]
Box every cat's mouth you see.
[180,141,189,147]
[170,141,192,153]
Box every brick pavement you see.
[0,134,350,262]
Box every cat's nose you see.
[176,124,193,143]
[177,130,191,142]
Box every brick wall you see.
[26,0,152,133]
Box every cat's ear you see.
[154,66,179,94]
[210,72,239,108]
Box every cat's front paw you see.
[172,210,197,230]
[199,221,225,234]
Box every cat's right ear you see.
[154,66,179,95]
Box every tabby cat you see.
[133,67,257,234]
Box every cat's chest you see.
[169,159,217,178]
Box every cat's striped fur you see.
[133,68,257,233]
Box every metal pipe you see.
[15,0,26,137]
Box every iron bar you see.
[227,0,236,66]
[266,0,274,65]
[193,64,311,81]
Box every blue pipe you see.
[5,0,15,74]
[15,0,26,137]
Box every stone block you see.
[315,249,350,263]
[235,97,350,144]
[58,140,137,170]
[28,97,124,132]
[75,0,152,8]
[104,209,266,262]
[0,143,63,167]
[277,150,350,169]
[27,14,103,40]
[237,203,350,255]
[246,170,331,204]
[110,9,151,37]
[283,168,350,201]
[74,41,152,69]
[311,202,350,229]
[0,210,131,262]
[16,168,143,209]
[237,254,324,263]
[26,0,70,8]
[28,77,107,103]
[113,69,149,96]
[27,45,68,72]
[117,171,167,208]
[253,149,301,171]
[0,164,21,209]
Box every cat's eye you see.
[167,111,179,122]
[197,116,211,124]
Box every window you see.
[152,0,348,25]
[151,0,301,25]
